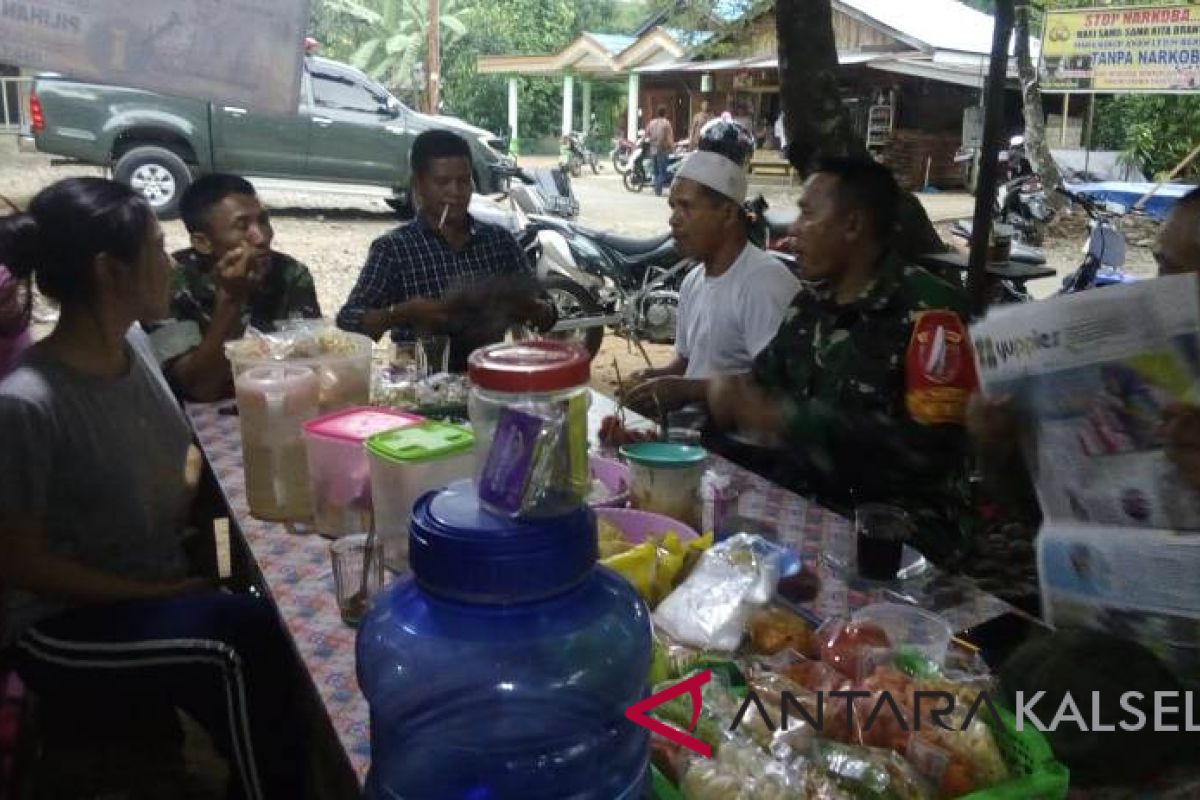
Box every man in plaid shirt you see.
[337,130,555,370]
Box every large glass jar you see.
[234,365,319,522]
[357,481,652,800]
[225,328,373,414]
[467,341,592,517]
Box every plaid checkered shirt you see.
[336,214,532,342]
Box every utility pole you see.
[427,0,441,114]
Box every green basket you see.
[649,705,1069,800]
[961,705,1069,800]
[650,765,686,800]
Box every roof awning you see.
[477,27,684,76]
[866,55,1018,89]
[634,50,899,74]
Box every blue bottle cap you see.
[409,480,597,604]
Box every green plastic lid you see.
[365,421,475,464]
[620,442,708,469]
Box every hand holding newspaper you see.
[970,274,1200,683]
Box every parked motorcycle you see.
[952,172,1053,249]
[953,186,1135,306]
[623,134,687,193]
[1055,186,1137,295]
[562,130,601,178]
[955,134,1034,195]
[743,199,799,252]
[611,134,636,174]
[528,213,688,357]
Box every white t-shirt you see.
[676,243,801,379]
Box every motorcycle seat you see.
[575,228,673,255]
[763,208,798,235]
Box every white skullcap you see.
[675,150,747,205]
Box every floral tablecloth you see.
[187,393,1015,789]
[586,395,1014,634]
[187,403,373,785]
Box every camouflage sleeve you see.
[151,265,204,368]
[752,302,799,392]
[284,258,323,319]
[780,307,970,504]
[783,393,968,477]
[165,264,193,322]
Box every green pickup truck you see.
[21,55,508,218]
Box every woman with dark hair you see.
[0,194,30,377]
[0,265,29,378]
[0,178,303,799]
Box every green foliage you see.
[670,0,764,58]
[322,0,469,99]
[309,0,373,62]
[306,0,715,141]
[445,0,578,138]
[575,0,650,35]
[1092,95,1200,180]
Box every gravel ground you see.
[1,136,1159,390]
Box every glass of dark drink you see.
[855,504,913,581]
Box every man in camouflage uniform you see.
[148,174,321,401]
[708,157,975,563]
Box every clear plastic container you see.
[357,481,652,800]
[852,603,953,668]
[621,442,708,529]
[226,328,373,414]
[303,407,424,538]
[235,365,320,522]
[467,341,592,517]
[365,422,477,572]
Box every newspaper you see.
[1036,523,1200,682]
[972,273,1200,530]
[971,274,1200,681]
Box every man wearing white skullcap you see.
[624,149,800,416]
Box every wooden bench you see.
[748,150,797,185]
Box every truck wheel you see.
[542,275,604,359]
[113,146,192,219]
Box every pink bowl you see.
[594,507,699,544]
[589,455,631,509]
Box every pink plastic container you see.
[594,507,700,544]
[303,406,423,537]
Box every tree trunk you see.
[1015,1,1065,208]
[775,0,948,258]
[427,0,441,115]
[775,0,866,171]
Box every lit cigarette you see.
[438,204,449,230]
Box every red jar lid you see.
[468,341,591,394]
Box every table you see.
[586,394,1015,634]
[913,250,1058,284]
[187,391,1017,792]
[187,403,371,790]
